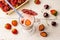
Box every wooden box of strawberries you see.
[0,0,29,15]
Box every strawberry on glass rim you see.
[19,13,35,30]
[19,13,36,34]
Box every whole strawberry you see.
[34,0,41,5]
[50,9,57,16]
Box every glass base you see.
[22,26,36,36]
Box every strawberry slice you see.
[22,9,37,16]
[34,0,41,5]
[29,10,37,16]
[22,9,29,13]
[50,9,57,16]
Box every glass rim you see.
[19,16,35,30]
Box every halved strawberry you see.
[25,19,31,26]
[50,9,57,16]
[12,29,18,35]
[12,20,18,26]
[5,23,12,30]
[34,0,41,5]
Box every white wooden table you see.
[0,0,60,40]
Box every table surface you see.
[0,0,60,40]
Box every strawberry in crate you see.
[0,0,28,15]
[0,0,5,7]
[9,0,18,6]
[0,1,10,12]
